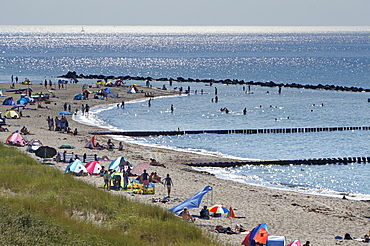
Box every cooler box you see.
[266,236,286,246]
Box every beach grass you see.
[0,143,220,246]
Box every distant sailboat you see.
[81,27,85,33]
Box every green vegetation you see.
[0,143,219,245]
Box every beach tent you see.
[84,136,97,149]
[127,87,136,93]
[26,139,43,152]
[105,81,113,86]
[17,97,28,105]
[266,236,286,246]
[16,94,31,105]
[2,97,15,105]
[108,156,131,172]
[5,131,27,145]
[114,80,123,86]
[73,94,82,100]
[169,186,213,215]
[4,110,21,119]
[65,159,88,174]
[58,111,72,115]
[85,161,102,175]
[286,239,300,246]
[242,224,270,246]
[22,79,31,84]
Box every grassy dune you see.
[0,143,219,245]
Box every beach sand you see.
[0,82,369,246]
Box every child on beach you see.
[103,171,112,191]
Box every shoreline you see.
[1,82,369,246]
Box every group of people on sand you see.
[47,116,78,135]
[94,139,124,151]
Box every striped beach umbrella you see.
[208,205,229,216]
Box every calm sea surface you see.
[1,26,370,199]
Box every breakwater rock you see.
[60,71,370,93]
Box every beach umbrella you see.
[287,240,301,246]
[59,144,75,149]
[208,205,229,216]
[58,111,72,115]
[131,162,150,175]
[35,146,57,158]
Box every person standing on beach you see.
[103,171,109,190]
[47,116,52,130]
[140,169,149,188]
[63,150,67,162]
[163,174,173,197]
[171,104,174,113]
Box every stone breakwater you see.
[61,71,370,93]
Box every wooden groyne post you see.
[89,125,370,137]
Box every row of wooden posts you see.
[90,126,370,137]
[185,156,370,167]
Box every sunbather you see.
[21,126,30,135]
[150,158,166,167]
[181,207,195,223]
[0,126,9,132]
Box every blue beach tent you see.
[17,97,28,105]
[169,186,212,215]
[2,97,15,105]
[58,111,73,115]
[73,94,82,100]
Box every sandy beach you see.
[1,81,369,246]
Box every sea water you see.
[1,25,370,199]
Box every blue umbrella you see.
[58,111,72,115]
